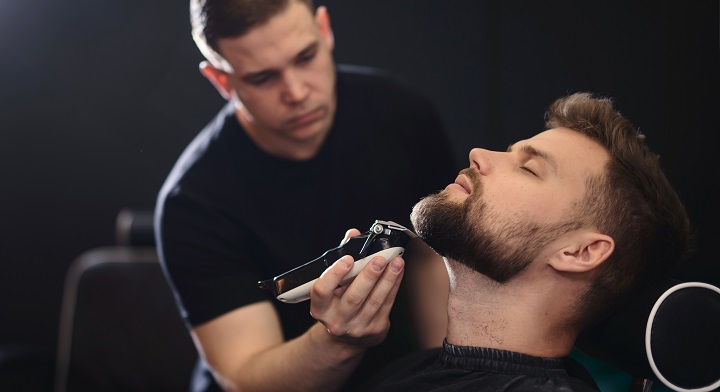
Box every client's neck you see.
[444,260,578,358]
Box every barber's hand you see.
[309,228,405,349]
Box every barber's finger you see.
[336,256,389,318]
[341,228,362,245]
[350,259,404,335]
[311,255,354,311]
[357,256,405,322]
[333,285,349,297]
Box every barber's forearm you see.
[208,252,404,391]
[211,322,365,392]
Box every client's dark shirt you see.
[368,340,600,391]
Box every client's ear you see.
[549,232,614,273]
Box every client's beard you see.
[411,168,579,283]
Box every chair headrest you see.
[576,278,720,391]
[646,282,720,391]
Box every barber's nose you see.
[281,70,309,104]
[468,147,497,175]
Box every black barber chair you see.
[575,277,720,391]
[54,209,198,392]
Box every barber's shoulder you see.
[336,63,389,78]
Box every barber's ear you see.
[199,61,232,101]
[315,6,334,51]
[549,232,614,273]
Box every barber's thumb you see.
[341,228,362,245]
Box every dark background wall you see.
[1,0,718,374]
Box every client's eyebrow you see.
[507,143,558,176]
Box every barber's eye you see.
[297,51,316,64]
[247,73,274,85]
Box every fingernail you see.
[340,255,353,268]
[371,257,385,272]
[389,258,403,273]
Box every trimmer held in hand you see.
[258,220,417,304]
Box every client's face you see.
[411,167,566,282]
[411,129,601,283]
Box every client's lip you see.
[455,175,472,193]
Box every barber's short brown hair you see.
[190,0,314,69]
[545,92,693,328]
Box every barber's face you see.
[411,128,608,282]
[216,2,336,154]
